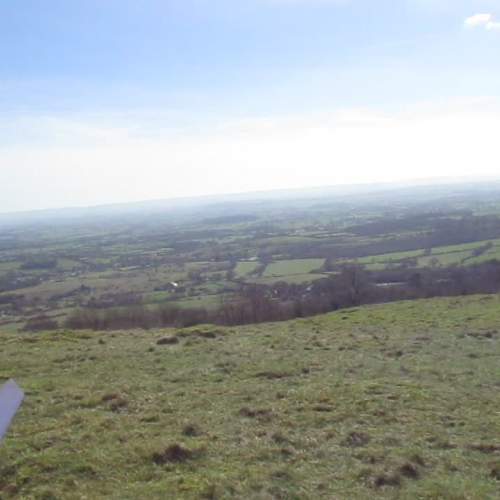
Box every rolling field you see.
[2,296,500,499]
[262,259,325,278]
[248,273,328,285]
[4,184,500,336]
[355,250,426,265]
[467,246,500,265]
[234,262,261,278]
[417,251,473,268]
[347,239,500,270]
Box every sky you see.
[1,0,500,213]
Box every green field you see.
[263,259,325,278]
[467,246,500,265]
[4,184,500,334]
[234,261,261,278]
[430,240,500,254]
[0,261,21,275]
[355,250,426,264]
[58,259,83,270]
[175,294,222,309]
[3,295,500,499]
[249,273,328,285]
[417,250,473,267]
[346,239,500,270]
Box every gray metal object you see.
[0,379,24,443]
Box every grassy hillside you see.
[2,296,500,499]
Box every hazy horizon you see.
[2,1,500,212]
[1,174,499,218]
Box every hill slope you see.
[2,296,500,499]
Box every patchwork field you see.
[262,259,325,278]
[2,295,500,499]
[234,261,261,278]
[4,184,500,333]
[248,273,328,285]
[348,239,500,270]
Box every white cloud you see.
[465,13,492,25]
[464,13,500,29]
[1,98,500,212]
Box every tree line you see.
[45,259,500,333]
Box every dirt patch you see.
[182,423,199,437]
[490,467,500,481]
[468,330,497,340]
[398,462,420,479]
[468,443,500,454]
[354,452,384,464]
[153,444,194,464]
[427,436,457,450]
[415,335,432,343]
[156,336,180,345]
[239,407,273,422]
[74,465,97,477]
[270,432,287,444]
[4,483,19,495]
[21,337,40,344]
[102,393,128,410]
[102,393,119,402]
[314,405,333,412]
[409,454,426,467]
[256,371,290,380]
[374,474,402,488]
[391,349,405,358]
[177,328,224,340]
[197,331,218,339]
[343,431,371,447]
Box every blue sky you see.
[1,0,500,212]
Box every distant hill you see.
[1,176,500,227]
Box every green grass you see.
[346,240,500,270]
[6,279,87,301]
[362,263,388,271]
[263,259,325,277]
[355,250,425,264]
[234,261,261,278]
[196,282,221,293]
[58,259,83,270]
[256,236,318,246]
[175,294,221,308]
[3,296,500,499]
[467,246,500,265]
[418,250,473,267]
[0,261,21,274]
[0,320,23,333]
[248,273,327,285]
[143,291,174,303]
[430,240,500,255]
[84,258,113,265]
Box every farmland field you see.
[249,273,328,285]
[417,250,473,267]
[262,259,325,277]
[345,239,500,270]
[234,261,261,278]
[2,182,500,332]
